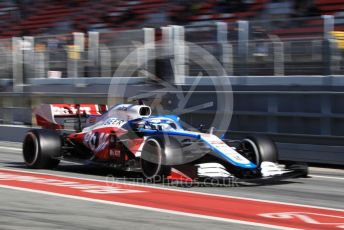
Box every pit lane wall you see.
[1,76,344,166]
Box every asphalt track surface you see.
[0,142,343,230]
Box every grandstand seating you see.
[316,0,344,14]
[0,0,344,39]
[267,0,344,38]
[0,1,73,38]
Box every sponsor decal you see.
[51,104,100,116]
[117,106,128,111]
[201,134,251,165]
[102,118,126,127]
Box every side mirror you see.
[199,124,205,133]
[209,127,215,135]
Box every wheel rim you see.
[241,138,260,166]
[23,133,39,166]
[141,139,162,180]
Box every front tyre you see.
[23,129,61,169]
[240,135,278,166]
[140,138,171,182]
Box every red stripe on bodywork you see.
[0,168,343,229]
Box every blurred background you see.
[0,0,344,165]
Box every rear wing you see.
[33,104,108,130]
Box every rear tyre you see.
[23,129,61,169]
[140,138,171,182]
[240,135,278,166]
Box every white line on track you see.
[0,124,30,128]
[311,174,344,181]
[1,167,344,213]
[0,184,297,230]
[0,146,21,151]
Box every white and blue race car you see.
[22,101,308,184]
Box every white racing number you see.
[83,132,109,152]
[83,118,125,152]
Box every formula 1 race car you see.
[22,102,308,183]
